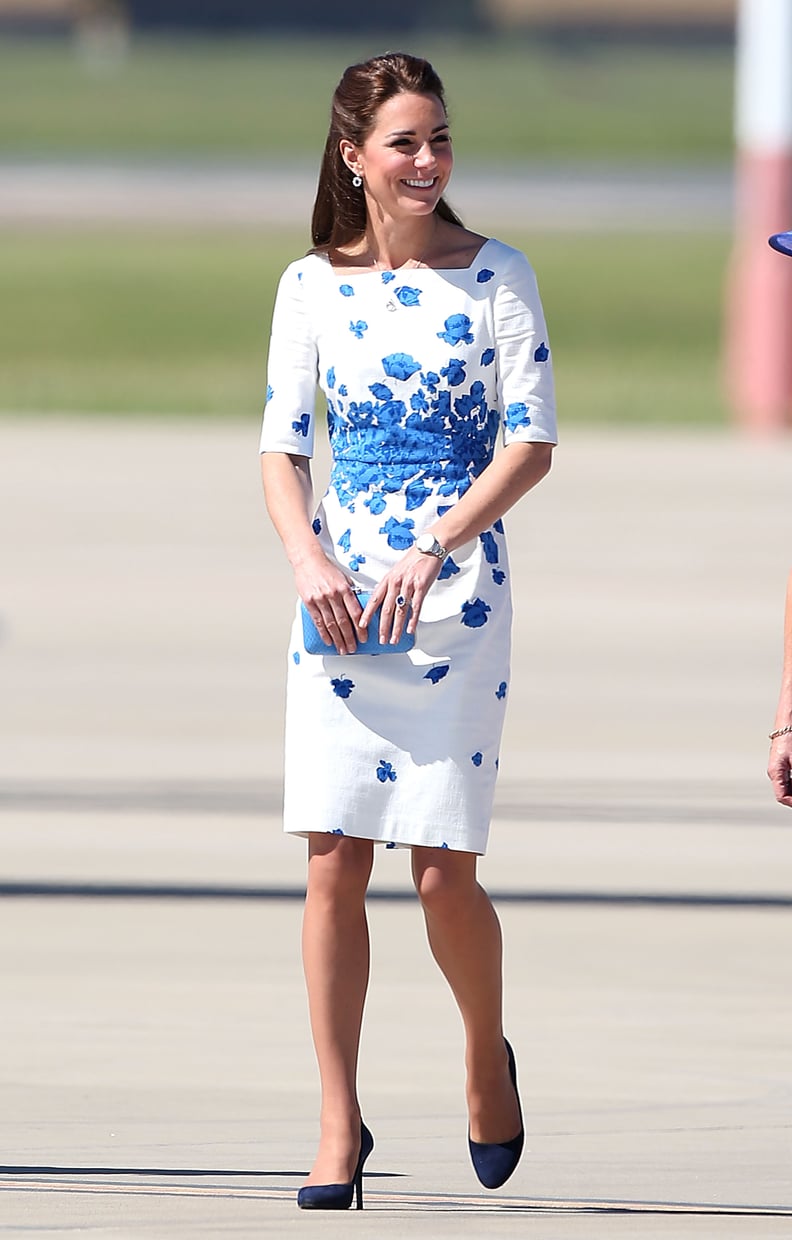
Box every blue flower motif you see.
[492,568,506,585]
[410,389,429,414]
[331,676,355,699]
[386,840,397,848]
[441,841,449,849]
[339,383,348,396]
[479,531,499,564]
[476,268,495,283]
[382,352,421,381]
[369,382,393,400]
[292,414,310,437]
[437,504,453,517]
[437,313,474,346]
[381,270,396,284]
[266,383,274,401]
[349,553,366,571]
[424,664,450,684]
[297,271,303,281]
[350,320,368,339]
[330,827,344,835]
[379,515,415,549]
[505,402,532,432]
[405,478,431,510]
[495,681,507,700]
[338,529,351,552]
[376,760,397,783]
[493,518,504,534]
[395,285,421,307]
[326,366,336,390]
[312,517,322,534]
[480,348,495,367]
[534,341,550,362]
[292,650,300,664]
[438,555,460,580]
[441,358,466,387]
[471,752,483,766]
[339,284,355,297]
[365,493,387,515]
[461,597,491,628]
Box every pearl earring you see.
[352,173,363,188]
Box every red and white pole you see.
[725,0,792,430]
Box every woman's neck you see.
[362,214,439,271]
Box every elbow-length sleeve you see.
[259,262,319,456]
[494,248,558,447]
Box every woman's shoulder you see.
[478,237,536,276]
[277,250,328,287]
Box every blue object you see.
[297,1121,374,1211]
[468,1039,524,1190]
[769,232,792,256]
[301,592,414,655]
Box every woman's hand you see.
[295,552,364,655]
[768,734,792,808]
[359,547,443,646]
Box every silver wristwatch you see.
[415,532,448,561]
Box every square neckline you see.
[316,237,494,280]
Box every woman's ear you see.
[339,139,360,176]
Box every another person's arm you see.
[768,569,792,806]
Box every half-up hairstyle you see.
[311,51,464,250]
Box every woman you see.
[260,52,557,1210]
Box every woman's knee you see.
[306,833,373,903]
[412,847,478,915]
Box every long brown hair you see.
[311,51,464,250]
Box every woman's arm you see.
[261,451,362,654]
[360,440,553,644]
[768,569,792,807]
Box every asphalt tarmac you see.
[2,419,791,1237]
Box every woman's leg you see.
[302,832,374,1186]
[411,846,521,1144]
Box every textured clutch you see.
[300,592,414,655]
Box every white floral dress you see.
[260,237,557,854]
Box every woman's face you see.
[344,91,453,223]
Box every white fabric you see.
[260,237,557,853]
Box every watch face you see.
[416,533,434,553]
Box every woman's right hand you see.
[294,553,364,654]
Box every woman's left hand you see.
[359,547,443,645]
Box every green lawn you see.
[0,35,733,162]
[1,228,729,424]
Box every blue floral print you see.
[438,555,460,580]
[331,677,355,699]
[349,553,366,571]
[365,493,387,515]
[350,320,368,339]
[480,348,495,367]
[382,352,421,381]
[480,531,499,564]
[327,366,336,389]
[293,651,300,664]
[493,519,505,534]
[534,341,549,362]
[476,268,495,283]
[370,382,393,400]
[338,529,351,552]
[377,760,397,783]
[339,284,355,297]
[492,568,506,585]
[424,664,450,684]
[395,286,421,307]
[495,681,507,700]
[437,313,474,345]
[266,384,274,401]
[381,270,396,284]
[339,383,348,396]
[380,516,415,549]
[505,402,532,432]
[330,827,344,835]
[461,598,491,628]
[441,358,466,387]
[292,414,310,437]
[471,752,483,766]
[312,517,322,534]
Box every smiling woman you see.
[258,51,557,1212]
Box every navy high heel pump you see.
[297,1121,374,1210]
[468,1039,524,1190]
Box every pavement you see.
[1,418,792,1237]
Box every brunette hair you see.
[311,51,464,249]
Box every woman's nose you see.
[414,142,436,169]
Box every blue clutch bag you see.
[300,592,414,655]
